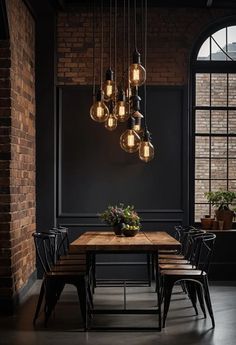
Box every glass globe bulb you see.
[90,101,109,123]
[120,129,140,153]
[129,63,146,87]
[114,101,129,122]
[139,140,154,162]
[105,114,117,131]
[133,119,142,133]
[103,80,115,102]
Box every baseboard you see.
[0,270,37,315]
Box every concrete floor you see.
[0,281,236,345]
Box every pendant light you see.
[115,89,129,122]
[133,110,144,132]
[120,117,141,153]
[90,0,109,123]
[139,0,154,162]
[129,0,146,87]
[105,103,117,130]
[103,0,115,102]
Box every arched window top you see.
[197,25,236,61]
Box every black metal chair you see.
[161,233,216,328]
[33,232,91,329]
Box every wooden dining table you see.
[70,231,181,331]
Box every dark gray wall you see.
[57,85,189,233]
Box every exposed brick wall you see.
[57,6,236,86]
[0,0,35,309]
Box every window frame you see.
[190,19,236,225]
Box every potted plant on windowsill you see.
[204,190,236,230]
[100,203,141,236]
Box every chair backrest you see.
[50,226,69,258]
[32,232,57,273]
[191,233,216,273]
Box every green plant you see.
[204,190,236,210]
[100,203,141,227]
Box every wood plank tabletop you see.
[69,231,180,253]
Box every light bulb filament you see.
[133,68,140,81]
[144,144,150,157]
[127,134,135,147]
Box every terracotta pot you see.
[215,209,234,230]
[201,217,214,230]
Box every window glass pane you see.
[229,111,236,134]
[227,26,236,60]
[195,159,209,179]
[211,28,226,61]
[228,74,236,106]
[195,180,209,203]
[211,159,227,179]
[211,137,227,157]
[229,180,236,192]
[211,110,227,134]
[211,73,227,106]
[196,73,210,106]
[229,159,236,179]
[197,37,210,60]
[195,110,210,133]
[195,137,209,157]
[195,204,210,222]
[229,138,236,157]
[211,179,227,191]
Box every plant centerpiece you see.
[204,190,236,230]
[100,203,141,236]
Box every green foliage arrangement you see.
[100,203,141,228]
[204,190,236,210]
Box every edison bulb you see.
[103,79,115,101]
[129,63,146,87]
[114,101,129,122]
[120,129,140,153]
[139,140,154,162]
[105,114,117,131]
[132,111,143,132]
[90,101,109,122]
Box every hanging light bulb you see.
[139,128,154,162]
[120,117,140,153]
[114,90,129,122]
[105,102,117,131]
[132,110,144,133]
[129,49,146,87]
[90,89,109,122]
[103,68,115,102]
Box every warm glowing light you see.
[127,133,135,147]
[114,101,129,122]
[90,101,109,123]
[120,129,140,153]
[129,63,146,87]
[139,141,154,162]
[105,114,117,131]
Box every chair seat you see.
[57,259,86,265]
[159,264,196,270]
[46,271,85,277]
[51,264,86,272]
[159,259,189,264]
[159,254,185,259]
[159,249,178,254]
[60,254,86,260]
[161,269,206,276]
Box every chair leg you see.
[44,279,63,327]
[196,283,206,318]
[76,277,88,331]
[33,281,45,325]
[203,276,215,328]
[186,281,198,316]
[163,279,174,328]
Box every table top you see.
[69,231,181,252]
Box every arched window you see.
[192,24,236,222]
